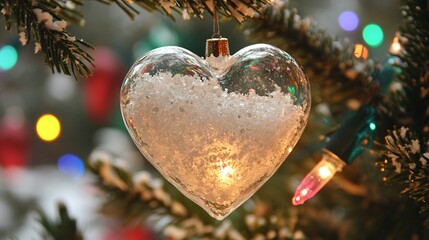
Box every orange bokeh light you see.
[354,44,369,60]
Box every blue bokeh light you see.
[57,154,85,179]
[338,11,359,32]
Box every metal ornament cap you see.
[205,38,230,58]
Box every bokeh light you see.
[354,44,369,60]
[46,74,77,101]
[389,36,401,54]
[0,45,18,71]
[36,114,61,142]
[369,122,376,131]
[57,154,85,179]
[363,24,384,47]
[338,11,359,31]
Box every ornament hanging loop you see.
[212,9,221,39]
[206,9,230,58]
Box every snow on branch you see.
[104,0,271,21]
[1,0,94,79]
[0,0,271,79]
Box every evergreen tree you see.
[1,0,428,239]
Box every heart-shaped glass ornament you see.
[120,39,311,220]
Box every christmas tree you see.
[0,0,428,239]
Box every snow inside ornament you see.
[120,38,311,220]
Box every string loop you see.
[212,9,221,38]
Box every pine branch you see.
[99,0,271,21]
[1,0,94,79]
[240,0,429,233]
[88,151,306,239]
[374,0,429,226]
[37,202,83,240]
[377,127,429,226]
[384,0,429,131]
[0,0,272,79]
[241,1,380,115]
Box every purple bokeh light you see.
[338,11,359,32]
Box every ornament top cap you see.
[205,38,230,58]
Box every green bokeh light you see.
[369,122,376,131]
[0,45,18,71]
[362,24,384,47]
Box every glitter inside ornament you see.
[120,43,310,220]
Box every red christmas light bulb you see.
[292,151,345,205]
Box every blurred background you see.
[0,0,401,238]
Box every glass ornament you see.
[120,41,311,220]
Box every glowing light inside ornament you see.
[36,114,61,142]
[363,24,384,47]
[121,45,310,220]
[292,152,345,205]
[338,11,359,31]
[0,45,18,71]
[220,165,234,177]
[218,162,236,186]
[122,72,306,219]
[57,154,85,179]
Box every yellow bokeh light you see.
[389,37,401,54]
[36,114,61,141]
